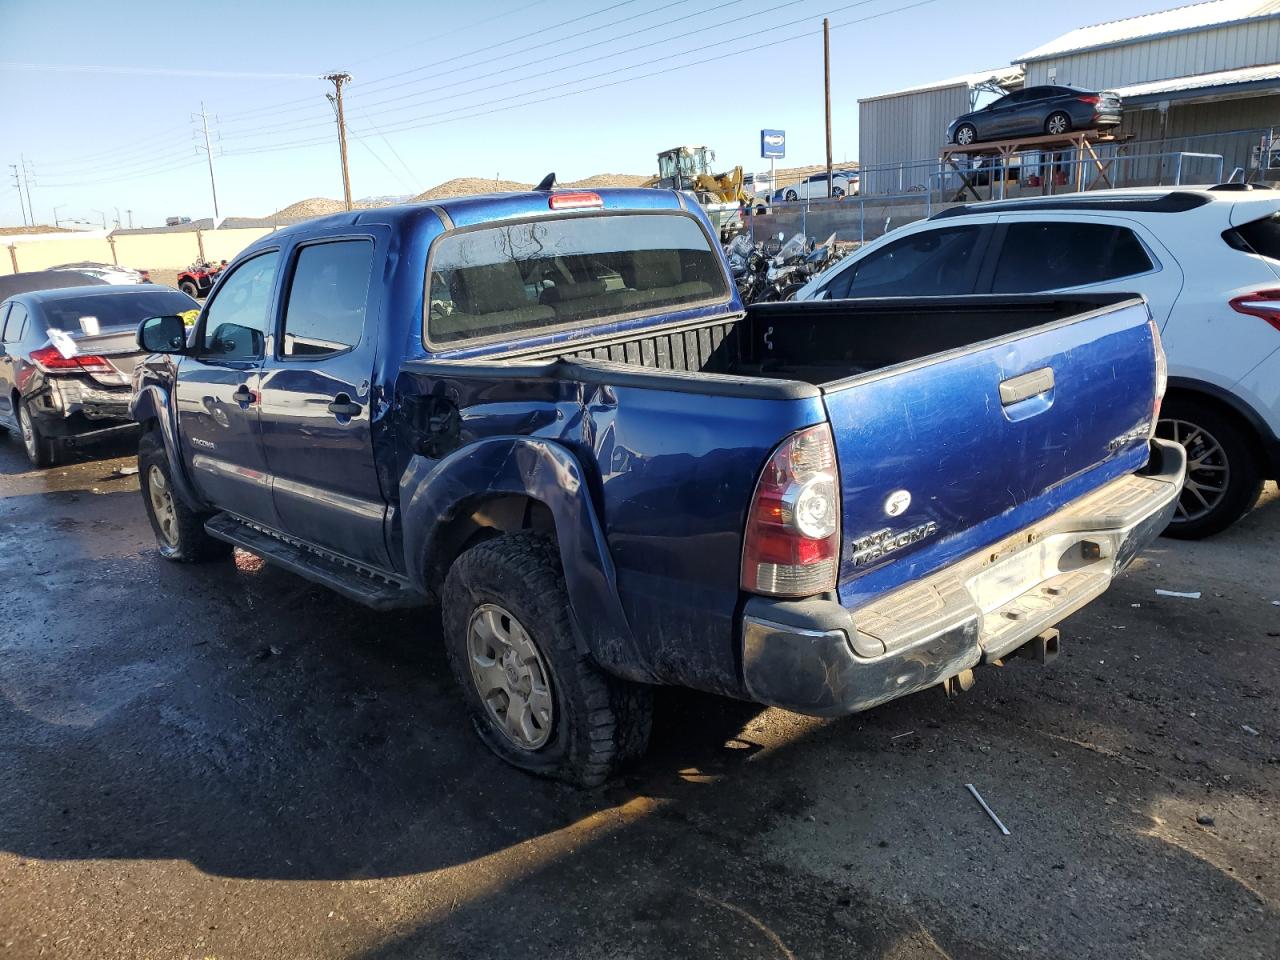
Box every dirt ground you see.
[0,434,1276,960]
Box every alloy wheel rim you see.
[1048,115,1067,135]
[18,406,35,458]
[147,465,180,546]
[466,603,554,751]
[957,127,974,144]
[1156,418,1230,522]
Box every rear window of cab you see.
[425,212,729,347]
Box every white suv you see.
[796,185,1280,538]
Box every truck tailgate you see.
[825,298,1158,608]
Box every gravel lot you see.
[0,435,1276,960]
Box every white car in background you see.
[773,170,859,202]
[50,262,149,285]
[796,184,1280,539]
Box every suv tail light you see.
[30,345,115,375]
[1229,289,1280,332]
[1149,318,1168,434]
[741,424,841,597]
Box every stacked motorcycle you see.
[724,232,842,304]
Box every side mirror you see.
[137,315,188,354]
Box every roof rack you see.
[932,191,1211,220]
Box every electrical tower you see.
[192,102,222,221]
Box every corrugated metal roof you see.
[1016,0,1280,62]
[858,66,1023,103]
[1112,60,1280,96]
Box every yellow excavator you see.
[645,145,750,238]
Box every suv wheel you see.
[442,532,653,787]
[1156,398,1263,539]
[138,430,232,561]
[1045,111,1071,136]
[18,400,56,468]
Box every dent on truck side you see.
[398,435,655,683]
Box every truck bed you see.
[500,294,1142,391]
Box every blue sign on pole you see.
[760,129,785,159]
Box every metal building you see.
[857,68,1023,195]
[858,0,1280,194]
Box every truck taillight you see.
[29,345,114,375]
[741,424,840,597]
[1229,289,1280,332]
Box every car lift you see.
[939,130,1127,202]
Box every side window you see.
[3,303,29,343]
[199,251,280,360]
[991,222,1154,293]
[0,304,11,342]
[280,240,374,358]
[823,226,985,299]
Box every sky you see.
[0,0,1180,228]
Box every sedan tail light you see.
[1076,94,1101,105]
[741,424,841,597]
[1229,289,1280,332]
[29,345,116,375]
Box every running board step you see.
[204,513,425,610]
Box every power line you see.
[354,107,419,188]
[217,0,748,143]
[220,0,934,160]
[216,0,652,125]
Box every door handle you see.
[1000,367,1054,406]
[231,385,254,407]
[327,393,362,418]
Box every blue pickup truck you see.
[130,187,1185,786]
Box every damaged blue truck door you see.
[256,235,389,568]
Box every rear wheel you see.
[442,532,653,787]
[784,189,798,201]
[138,430,231,562]
[18,401,56,468]
[954,123,977,146]
[1045,111,1072,136]
[178,280,200,299]
[1156,397,1263,540]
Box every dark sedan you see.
[0,284,199,467]
[947,85,1121,146]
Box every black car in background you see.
[947,85,1121,146]
[0,284,199,467]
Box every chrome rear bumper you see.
[741,439,1186,716]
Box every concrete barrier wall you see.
[110,232,202,270]
[201,227,274,263]
[3,227,282,277]
[8,236,116,271]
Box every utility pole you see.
[113,206,121,229]
[823,18,833,198]
[20,155,35,226]
[324,72,354,211]
[126,209,134,228]
[193,102,221,222]
[9,164,29,226]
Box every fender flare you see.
[129,384,208,511]
[399,436,653,683]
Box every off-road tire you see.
[138,429,232,562]
[178,280,200,299]
[442,532,653,787]
[18,400,56,468]
[1157,397,1264,540]
[1045,111,1072,136]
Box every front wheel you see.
[784,189,798,201]
[178,280,200,299]
[1045,111,1072,136]
[138,430,232,561]
[954,123,977,146]
[1156,398,1263,539]
[442,533,653,787]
